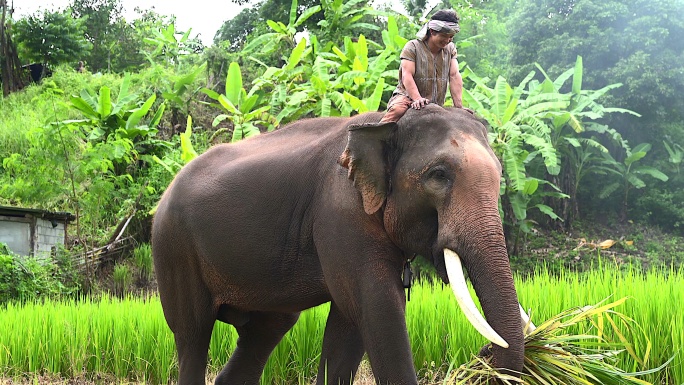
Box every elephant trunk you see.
[443,223,525,376]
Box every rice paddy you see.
[1,262,682,384]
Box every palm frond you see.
[446,298,669,385]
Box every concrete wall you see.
[0,215,66,257]
[0,218,31,256]
[35,218,66,256]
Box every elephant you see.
[151,104,529,385]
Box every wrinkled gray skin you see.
[152,105,524,385]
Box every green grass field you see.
[1,262,682,384]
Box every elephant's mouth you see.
[443,249,536,348]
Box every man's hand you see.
[411,97,430,110]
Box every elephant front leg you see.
[331,261,418,385]
[318,303,365,385]
[357,287,418,385]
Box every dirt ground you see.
[0,361,385,385]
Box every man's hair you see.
[431,9,459,24]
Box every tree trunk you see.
[1,0,26,96]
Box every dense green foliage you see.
[1,264,681,383]
[0,245,81,304]
[12,9,92,69]
[5,0,681,250]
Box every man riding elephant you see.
[378,9,470,125]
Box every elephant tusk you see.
[444,249,509,348]
[520,304,537,334]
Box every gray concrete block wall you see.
[35,218,66,257]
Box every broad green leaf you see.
[226,62,243,106]
[564,137,581,148]
[633,166,669,182]
[212,114,231,127]
[288,0,297,27]
[352,57,365,86]
[97,86,112,118]
[151,155,176,174]
[535,204,561,220]
[295,5,321,27]
[572,56,583,95]
[509,193,528,221]
[523,178,539,195]
[180,117,198,163]
[366,78,385,112]
[567,113,584,133]
[218,95,240,115]
[126,94,156,130]
[201,87,221,101]
[70,96,99,119]
[240,94,260,115]
[632,143,652,154]
[118,73,131,101]
[320,97,332,117]
[501,97,518,124]
[624,151,647,167]
[492,76,510,118]
[244,105,271,121]
[286,38,307,71]
[331,46,348,63]
[311,76,327,95]
[79,89,98,110]
[174,64,206,92]
[503,146,526,192]
[242,33,278,54]
[150,102,165,127]
[344,92,368,113]
[267,20,286,34]
[626,174,646,189]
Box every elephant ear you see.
[338,122,397,215]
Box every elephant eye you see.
[426,166,450,181]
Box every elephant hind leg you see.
[214,311,300,385]
[153,242,216,385]
[317,303,365,385]
[169,286,216,385]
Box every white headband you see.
[416,20,460,39]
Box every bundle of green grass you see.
[448,298,669,384]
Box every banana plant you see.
[150,116,198,176]
[530,56,640,225]
[326,34,397,110]
[317,0,380,44]
[143,22,194,66]
[201,62,275,142]
[463,68,565,231]
[597,143,669,221]
[158,63,207,128]
[241,0,320,55]
[65,73,165,157]
[663,141,683,174]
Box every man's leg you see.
[379,94,411,123]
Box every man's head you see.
[422,9,460,41]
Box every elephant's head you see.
[339,105,525,374]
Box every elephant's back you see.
[154,114,371,230]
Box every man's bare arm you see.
[401,60,430,109]
[449,57,464,108]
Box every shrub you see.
[133,243,153,283]
[112,263,132,297]
[0,244,82,304]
